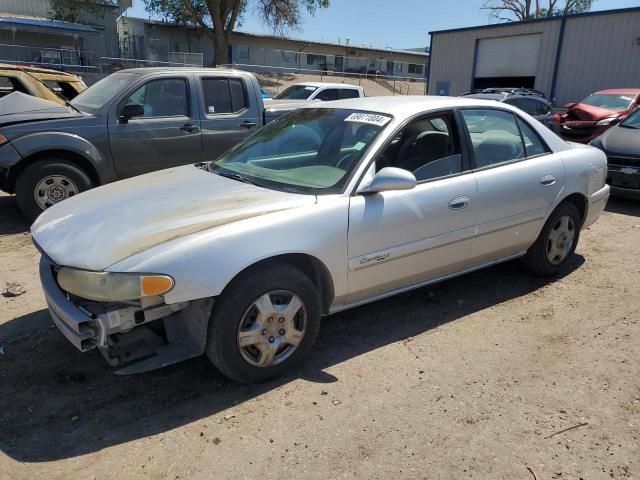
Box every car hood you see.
[31,165,316,271]
[0,92,82,126]
[567,102,624,121]
[596,126,640,157]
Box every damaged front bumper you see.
[39,256,214,373]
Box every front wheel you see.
[206,264,321,383]
[15,159,93,221]
[523,202,581,277]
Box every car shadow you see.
[605,196,640,217]
[0,255,585,463]
[0,194,29,235]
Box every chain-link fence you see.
[0,43,100,71]
[223,63,427,97]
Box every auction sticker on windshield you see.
[345,113,392,127]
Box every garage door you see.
[475,34,542,78]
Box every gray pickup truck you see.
[0,67,300,220]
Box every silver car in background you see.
[32,96,610,383]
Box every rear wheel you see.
[523,202,581,277]
[15,159,93,221]
[206,264,321,383]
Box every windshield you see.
[71,72,139,113]
[273,85,318,100]
[620,108,640,129]
[211,108,392,194]
[580,93,634,111]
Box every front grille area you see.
[608,156,640,168]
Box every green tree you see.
[482,0,594,22]
[143,0,330,66]
[49,0,119,23]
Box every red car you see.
[560,88,640,143]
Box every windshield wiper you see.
[216,170,263,187]
[15,65,83,114]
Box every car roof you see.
[294,82,361,89]
[0,62,79,78]
[463,93,507,101]
[593,88,640,95]
[301,95,523,116]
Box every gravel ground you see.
[0,191,638,480]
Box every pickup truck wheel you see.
[15,159,93,221]
[523,202,581,277]
[206,264,321,383]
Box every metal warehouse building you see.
[427,7,640,105]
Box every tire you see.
[206,263,322,384]
[523,202,581,277]
[15,159,93,222]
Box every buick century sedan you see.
[32,96,610,383]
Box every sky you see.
[125,0,640,50]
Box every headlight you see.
[596,117,619,126]
[0,134,7,146]
[57,268,174,302]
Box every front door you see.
[346,110,477,305]
[335,56,344,73]
[386,61,395,77]
[459,108,565,266]
[109,75,203,178]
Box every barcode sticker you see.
[345,113,391,127]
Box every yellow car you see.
[0,62,86,104]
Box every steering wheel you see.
[337,151,358,170]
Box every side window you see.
[0,76,29,98]
[517,98,539,116]
[315,89,339,101]
[461,109,525,168]
[378,111,463,181]
[123,78,188,118]
[533,100,551,116]
[516,117,549,157]
[338,89,360,99]
[202,77,248,114]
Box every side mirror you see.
[357,167,417,194]
[564,102,577,110]
[118,103,144,124]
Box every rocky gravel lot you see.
[0,191,638,480]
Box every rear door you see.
[197,75,261,161]
[459,108,565,266]
[108,74,203,178]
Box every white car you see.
[268,82,364,102]
[33,96,610,383]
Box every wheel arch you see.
[559,192,588,227]
[221,253,335,315]
[8,149,101,190]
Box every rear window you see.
[201,78,248,114]
[339,89,360,99]
[581,94,634,110]
[43,80,82,100]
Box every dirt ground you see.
[0,191,638,480]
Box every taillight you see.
[553,113,561,122]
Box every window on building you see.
[236,45,249,63]
[201,77,248,114]
[307,54,327,66]
[408,64,424,75]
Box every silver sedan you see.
[32,96,610,383]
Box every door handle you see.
[540,175,557,186]
[448,196,470,210]
[180,124,200,133]
[241,121,257,129]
